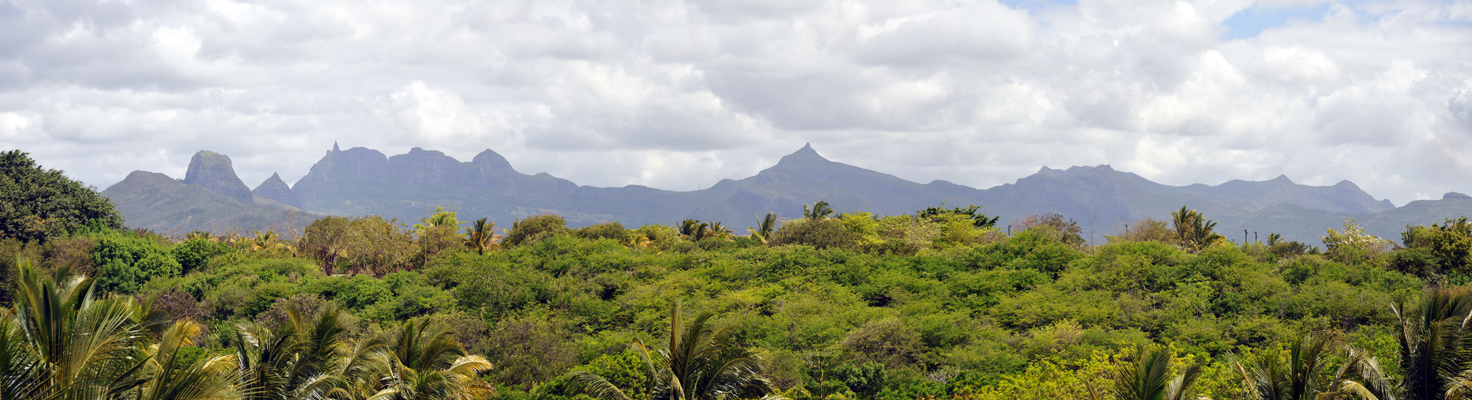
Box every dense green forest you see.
[10,149,1472,400]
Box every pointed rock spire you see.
[253,172,304,209]
[183,150,254,205]
[333,141,341,152]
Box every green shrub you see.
[505,214,571,248]
[92,230,181,294]
[574,222,628,242]
[770,219,858,250]
[170,238,229,275]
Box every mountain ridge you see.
[104,145,1471,244]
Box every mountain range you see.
[102,143,1472,244]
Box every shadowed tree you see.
[569,303,776,400]
[1228,334,1390,400]
[678,220,710,242]
[1393,288,1472,400]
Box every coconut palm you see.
[1096,345,1202,400]
[748,213,778,245]
[803,201,833,221]
[1171,206,1224,252]
[569,303,775,400]
[1228,334,1390,400]
[371,318,493,400]
[1393,288,1472,400]
[463,218,501,255]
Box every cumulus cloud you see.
[1,0,1470,205]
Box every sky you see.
[1,0,1470,206]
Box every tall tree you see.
[1170,206,1224,252]
[463,218,501,255]
[748,213,778,245]
[570,303,775,400]
[373,318,494,400]
[1393,288,1472,400]
[803,201,834,221]
[0,150,124,243]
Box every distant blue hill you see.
[105,143,1472,244]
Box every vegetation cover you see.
[13,150,1472,400]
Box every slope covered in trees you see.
[10,191,1472,399]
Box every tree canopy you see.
[0,150,124,243]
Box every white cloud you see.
[0,0,1470,205]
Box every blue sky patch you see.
[1222,3,1335,39]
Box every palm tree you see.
[1268,233,1284,247]
[250,231,277,251]
[679,219,710,241]
[1393,288,1472,400]
[1170,206,1224,252]
[570,303,775,400]
[463,218,501,255]
[372,318,493,400]
[235,305,357,400]
[1228,334,1390,400]
[803,201,833,221]
[748,213,777,245]
[706,222,732,240]
[135,319,240,400]
[1094,345,1202,400]
[8,261,152,399]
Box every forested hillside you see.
[15,148,1472,399]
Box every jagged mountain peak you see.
[183,150,253,205]
[472,149,515,171]
[777,143,829,165]
[253,172,302,209]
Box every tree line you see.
[12,149,1472,399]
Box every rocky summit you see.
[103,144,1472,242]
[182,150,254,206]
[252,172,303,209]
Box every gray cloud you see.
[2,0,1472,207]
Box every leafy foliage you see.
[0,150,124,243]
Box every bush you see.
[480,313,579,389]
[770,219,858,250]
[92,231,182,294]
[171,238,229,275]
[505,215,571,248]
[841,318,926,370]
[575,222,629,242]
[1390,247,1438,276]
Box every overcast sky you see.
[2,0,1470,205]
